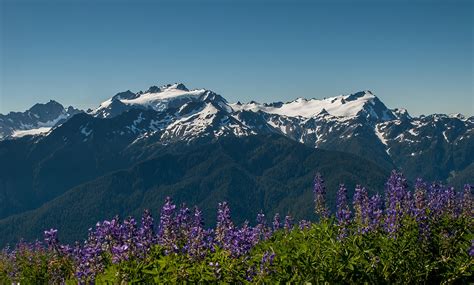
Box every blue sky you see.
[1,0,472,116]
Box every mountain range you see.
[0,100,81,138]
[3,83,471,181]
[0,83,472,244]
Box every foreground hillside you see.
[0,135,388,245]
[1,172,472,283]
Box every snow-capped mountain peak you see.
[448,113,466,120]
[120,87,204,106]
[2,83,472,189]
[111,90,138,101]
[162,82,189,91]
[93,83,208,118]
[392,108,411,120]
[1,83,471,195]
[230,90,394,122]
[144,83,189,94]
[94,85,396,124]
[0,100,82,139]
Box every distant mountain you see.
[0,83,471,244]
[92,83,207,118]
[0,100,82,139]
[0,135,389,245]
[0,84,471,216]
[230,90,397,121]
[82,83,471,182]
[375,114,473,182]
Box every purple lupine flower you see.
[1,246,18,281]
[427,182,440,212]
[313,173,328,218]
[336,184,351,238]
[284,215,293,231]
[193,206,204,228]
[384,171,408,235]
[137,209,156,256]
[255,211,272,240]
[229,221,258,257]
[186,207,210,259]
[427,183,456,219]
[298,220,311,230]
[158,197,178,253]
[75,228,107,282]
[272,213,281,232]
[141,209,155,236]
[256,211,266,226]
[369,194,383,232]
[414,178,428,216]
[454,190,464,218]
[111,244,129,263]
[110,216,137,263]
[353,185,370,234]
[44,228,58,249]
[175,204,192,252]
[123,216,138,241]
[414,179,430,238]
[215,202,234,249]
[403,190,414,217]
[205,229,216,253]
[176,204,191,233]
[428,182,445,219]
[336,184,351,224]
[105,216,122,245]
[444,186,456,218]
[461,184,473,219]
[259,251,276,275]
[246,265,257,282]
[89,216,122,256]
[469,239,474,257]
[80,244,105,280]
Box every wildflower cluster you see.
[0,171,472,283]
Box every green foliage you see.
[96,246,256,283]
[0,245,75,284]
[1,215,472,284]
[251,217,473,284]
[0,190,472,284]
[92,216,472,283]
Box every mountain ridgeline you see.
[0,100,81,138]
[0,83,471,244]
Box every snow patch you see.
[442,131,449,142]
[12,127,51,137]
[231,91,383,119]
[374,125,388,146]
[94,88,207,115]
[408,129,419,136]
[80,125,92,137]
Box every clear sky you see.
[1,0,472,116]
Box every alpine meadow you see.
[0,0,472,284]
